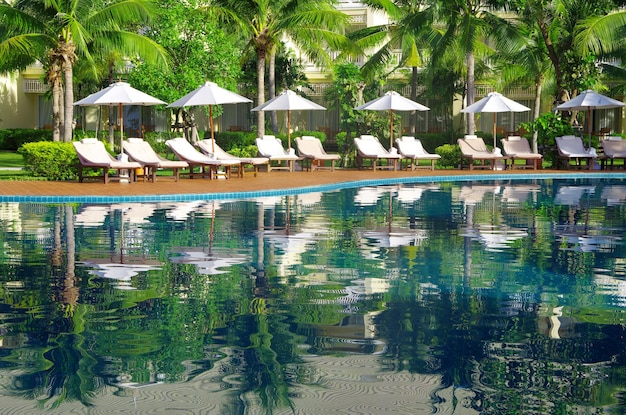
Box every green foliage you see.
[214,131,257,151]
[239,43,312,97]
[521,112,575,166]
[18,142,78,180]
[417,133,455,152]
[0,129,52,151]
[435,143,461,168]
[228,144,259,158]
[324,63,365,135]
[127,0,243,106]
[521,112,574,148]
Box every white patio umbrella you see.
[355,90,430,149]
[556,89,625,147]
[167,81,252,153]
[461,92,530,148]
[251,89,326,150]
[74,81,166,149]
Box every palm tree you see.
[352,0,435,135]
[210,0,349,136]
[430,0,510,135]
[0,0,167,142]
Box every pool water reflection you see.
[1,178,625,414]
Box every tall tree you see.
[512,0,616,105]
[126,0,243,141]
[210,0,349,136]
[431,0,510,135]
[352,0,435,135]
[0,0,167,142]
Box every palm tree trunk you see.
[268,49,278,134]
[52,80,62,142]
[532,78,543,153]
[466,50,476,135]
[409,66,418,135]
[63,54,74,142]
[256,49,266,136]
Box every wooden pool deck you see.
[0,168,608,197]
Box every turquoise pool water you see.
[0,176,625,414]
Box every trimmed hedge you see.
[19,142,79,180]
[0,129,52,151]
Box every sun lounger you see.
[165,137,240,179]
[295,136,341,172]
[394,136,440,170]
[195,139,269,177]
[555,135,597,170]
[600,136,626,169]
[354,135,401,171]
[500,136,542,170]
[255,135,300,172]
[73,138,141,183]
[122,138,188,181]
[457,135,507,170]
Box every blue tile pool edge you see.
[2,172,626,203]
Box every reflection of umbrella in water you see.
[554,185,595,206]
[461,92,530,148]
[600,185,626,206]
[354,186,396,206]
[500,184,540,204]
[456,185,501,206]
[74,205,110,227]
[169,248,247,275]
[251,89,326,150]
[74,81,166,149]
[474,225,528,252]
[361,228,428,249]
[167,81,252,153]
[355,91,429,149]
[81,258,162,290]
[395,184,440,204]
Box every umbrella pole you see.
[389,110,394,149]
[587,107,591,148]
[210,105,215,153]
[493,115,497,149]
[287,110,291,149]
[119,103,124,152]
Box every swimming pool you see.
[0,176,625,414]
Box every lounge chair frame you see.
[555,135,596,170]
[295,136,341,172]
[354,135,401,171]
[395,136,440,171]
[73,138,141,184]
[123,137,188,181]
[457,136,507,170]
[500,136,542,170]
[255,136,300,172]
[600,137,626,170]
[195,139,269,177]
[166,137,238,179]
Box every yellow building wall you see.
[0,68,44,129]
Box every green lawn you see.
[0,151,24,168]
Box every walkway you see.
[0,169,585,197]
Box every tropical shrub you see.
[19,142,78,180]
[435,144,461,168]
[521,112,574,165]
[214,131,257,151]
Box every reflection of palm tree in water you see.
[9,205,99,408]
[221,199,297,413]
